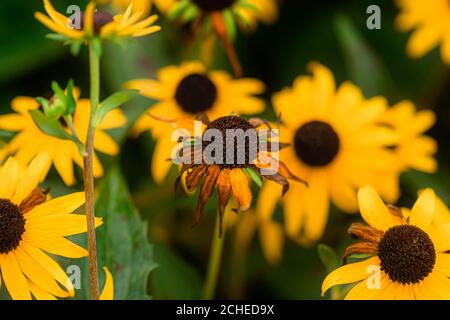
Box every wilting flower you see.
[35,0,161,42]
[164,0,279,30]
[396,0,450,64]
[0,93,126,186]
[125,61,265,183]
[0,153,102,300]
[257,63,399,245]
[99,267,114,300]
[322,185,450,300]
[176,114,305,235]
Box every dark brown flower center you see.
[0,199,25,254]
[192,0,236,12]
[294,121,340,167]
[378,225,436,284]
[175,73,217,114]
[203,115,256,168]
[77,11,114,34]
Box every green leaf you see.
[29,109,79,144]
[168,0,190,20]
[244,167,262,188]
[89,165,156,299]
[65,79,76,115]
[317,244,339,273]
[46,33,69,42]
[151,243,203,299]
[223,10,237,41]
[93,89,139,127]
[334,14,393,97]
[70,41,83,56]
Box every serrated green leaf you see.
[93,89,139,127]
[29,109,79,143]
[317,244,339,273]
[89,165,155,300]
[244,167,262,188]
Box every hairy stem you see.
[84,43,100,300]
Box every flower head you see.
[0,92,126,186]
[125,61,265,183]
[0,153,102,300]
[257,63,399,245]
[35,0,161,43]
[396,0,450,64]
[165,0,279,32]
[176,114,305,235]
[322,185,450,300]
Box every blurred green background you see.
[0,0,449,300]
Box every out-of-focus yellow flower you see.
[0,92,126,186]
[163,0,279,31]
[322,186,450,300]
[96,0,153,15]
[35,0,161,42]
[0,154,102,300]
[396,0,450,64]
[125,61,265,184]
[257,63,399,245]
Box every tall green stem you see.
[84,44,100,300]
[203,208,228,300]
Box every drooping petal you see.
[99,267,114,300]
[357,185,394,231]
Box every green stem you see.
[203,208,228,300]
[83,43,100,300]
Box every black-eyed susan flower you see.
[177,114,305,235]
[0,93,126,186]
[396,0,450,64]
[35,0,161,43]
[0,153,102,300]
[125,61,265,183]
[257,63,399,245]
[165,0,278,30]
[322,185,450,300]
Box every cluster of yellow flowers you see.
[0,0,449,300]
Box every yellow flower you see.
[379,100,437,174]
[322,185,450,300]
[163,0,279,30]
[257,63,399,245]
[97,0,153,16]
[177,115,304,235]
[0,153,102,300]
[99,267,114,300]
[35,0,161,41]
[0,93,126,186]
[125,61,265,183]
[396,0,450,64]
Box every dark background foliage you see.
[0,0,449,299]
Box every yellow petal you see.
[409,188,435,231]
[0,254,32,300]
[99,267,114,300]
[256,180,281,221]
[28,280,57,300]
[21,243,74,295]
[259,221,284,265]
[152,133,176,184]
[23,230,88,258]
[357,185,394,231]
[25,192,85,219]
[322,256,380,296]
[230,168,252,212]
[0,157,21,199]
[27,214,102,236]
[83,2,96,34]
[431,223,450,252]
[12,152,51,205]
